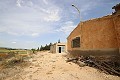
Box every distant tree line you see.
[31,40,61,52]
[0,47,28,50]
[36,43,52,51]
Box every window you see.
[61,46,65,52]
[71,37,80,48]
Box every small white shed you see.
[50,43,67,53]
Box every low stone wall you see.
[68,48,120,62]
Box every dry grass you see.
[0,49,33,69]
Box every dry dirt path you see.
[3,51,120,80]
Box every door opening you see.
[59,47,61,53]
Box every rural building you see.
[50,43,67,53]
[67,3,120,57]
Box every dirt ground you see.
[0,51,120,80]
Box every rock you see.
[72,60,77,63]
[77,61,86,67]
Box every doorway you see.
[59,47,61,53]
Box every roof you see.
[52,42,66,46]
[112,3,120,9]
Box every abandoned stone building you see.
[67,3,120,57]
[50,43,67,53]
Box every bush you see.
[1,54,29,68]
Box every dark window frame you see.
[71,37,80,48]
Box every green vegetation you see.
[0,47,33,61]
[39,43,52,51]
[0,47,31,54]
[0,42,53,68]
[0,49,27,54]
[31,48,36,53]
[38,40,60,51]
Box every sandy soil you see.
[1,51,120,80]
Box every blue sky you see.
[0,0,119,49]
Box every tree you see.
[48,43,52,50]
[58,39,60,43]
[31,48,35,53]
[39,43,52,51]
[40,45,43,51]
[49,43,52,46]
[37,47,39,51]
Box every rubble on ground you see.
[66,55,120,76]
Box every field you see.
[0,47,34,68]
[0,48,30,58]
[0,48,28,54]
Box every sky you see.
[0,0,119,49]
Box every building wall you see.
[50,43,67,53]
[113,15,120,48]
[113,14,120,53]
[67,14,120,57]
[50,44,56,53]
[81,15,118,49]
[56,43,67,53]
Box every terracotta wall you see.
[67,15,120,52]
[113,15,120,48]
[67,23,82,50]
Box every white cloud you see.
[43,9,61,22]
[12,42,17,44]
[16,0,22,7]
[56,21,76,35]
[43,0,48,5]
[16,0,33,7]
[81,1,98,11]
[0,0,61,36]
[31,33,39,37]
